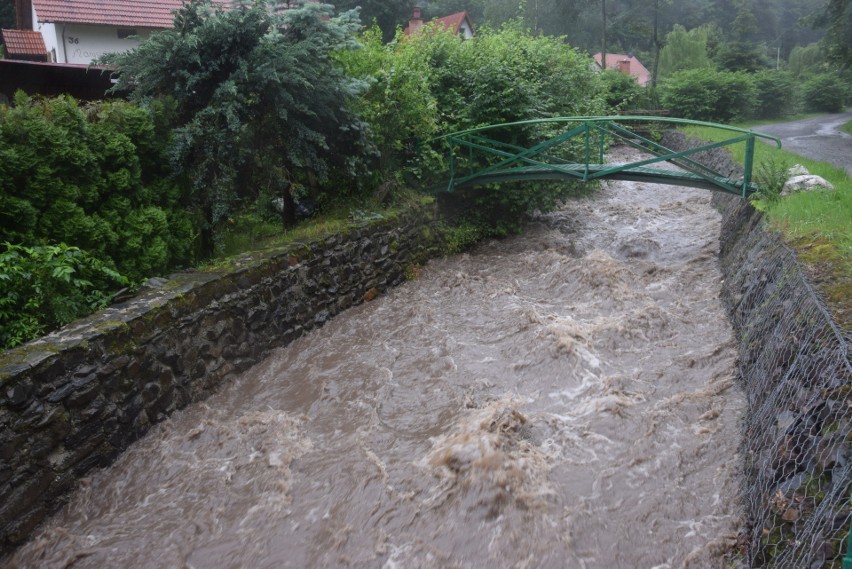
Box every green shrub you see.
[342,21,605,238]
[336,25,443,189]
[751,70,801,119]
[599,70,647,112]
[0,93,195,282]
[0,243,128,349]
[802,73,848,113]
[660,68,756,122]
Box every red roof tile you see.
[593,52,651,86]
[31,0,242,28]
[433,12,469,34]
[404,11,474,37]
[1,28,48,56]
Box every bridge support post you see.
[742,137,755,198]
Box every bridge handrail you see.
[431,116,782,148]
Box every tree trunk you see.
[280,181,296,228]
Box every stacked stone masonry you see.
[0,205,443,552]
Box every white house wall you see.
[60,24,150,64]
[30,15,152,64]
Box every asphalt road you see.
[752,110,852,176]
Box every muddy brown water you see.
[6,147,744,569]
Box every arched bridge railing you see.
[434,116,782,198]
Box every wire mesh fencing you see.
[714,192,851,569]
[661,131,850,567]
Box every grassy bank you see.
[680,124,851,326]
[842,120,852,136]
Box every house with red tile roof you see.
[593,52,650,86]
[11,0,312,64]
[403,7,474,39]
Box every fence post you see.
[742,136,755,198]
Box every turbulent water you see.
[7,147,744,569]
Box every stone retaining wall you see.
[662,132,851,568]
[0,204,445,552]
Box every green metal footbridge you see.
[434,116,782,198]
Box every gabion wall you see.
[663,132,851,568]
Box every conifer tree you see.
[104,0,367,253]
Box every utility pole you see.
[601,0,607,70]
[651,0,662,90]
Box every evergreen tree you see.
[715,0,768,71]
[333,0,411,41]
[0,0,14,29]
[104,0,368,253]
[815,0,852,69]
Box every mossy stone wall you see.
[0,204,444,552]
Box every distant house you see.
[403,7,475,39]
[11,0,314,65]
[0,0,315,101]
[593,53,650,86]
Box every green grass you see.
[841,120,852,136]
[681,124,851,325]
[211,189,435,262]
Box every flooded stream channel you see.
[8,147,745,568]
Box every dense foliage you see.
[3,0,848,348]
[0,243,128,349]
[341,23,605,236]
[801,72,849,112]
[0,0,14,29]
[660,68,756,122]
[104,0,368,252]
[0,93,194,282]
[417,0,826,70]
[599,69,647,111]
[750,70,800,118]
[815,0,852,69]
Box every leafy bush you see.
[342,21,604,237]
[428,21,605,130]
[336,25,443,189]
[660,68,756,122]
[0,243,128,349]
[801,72,849,113]
[599,70,646,112]
[751,70,800,119]
[0,93,195,282]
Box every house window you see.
[117,28,137,39]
